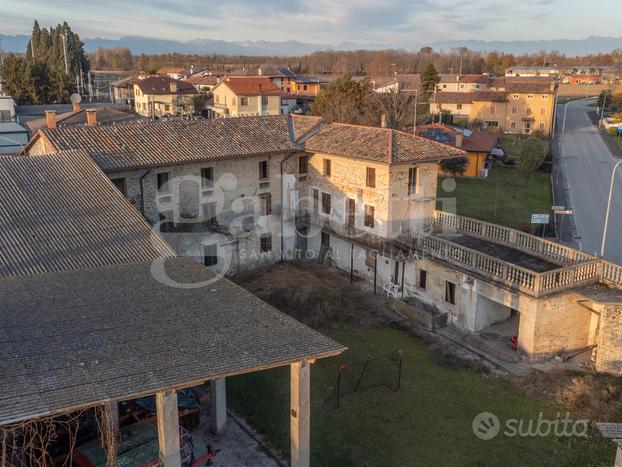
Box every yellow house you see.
[210,77,282,117]
[416,124,498,177]
[432,77,557,136]
[134,76,199,117]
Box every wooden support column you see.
[290,360,310,467]
[156,391,181,467]
[210,378,227,435]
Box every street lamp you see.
[600,159,622,257]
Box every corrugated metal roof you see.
[40,115,300,172]
[0,150,173,277]
[0,257,346,425]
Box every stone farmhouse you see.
[25,114,622,375]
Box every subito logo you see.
[472,412,501,440]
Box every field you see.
[437,165,553,231]
[228,263,620,466]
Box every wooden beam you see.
[156,391,181,467]
[290,360,310,467]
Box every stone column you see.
[210,378,227,435]
[156,391,181,467]
[290,360,310,467]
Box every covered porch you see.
[0,258,345,466]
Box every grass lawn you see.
[229,327,613,466]
[437,166,553,231]
[228,264,619,466]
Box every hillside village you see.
[2,15,622,467]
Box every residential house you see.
[111,76,141,104]
[373,74,420,94]
[416,123,498,177]
[0,95,16,122]
[505,66,560,77]
[432,76,558,136]
[0,149,344,467]
[134,76,200,117]
[156,66,188,79]
[209,77,282,117]
[185,74,221,93]
[437,74,489,92]
[24,114,622,376]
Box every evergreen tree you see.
[421,64,440,100]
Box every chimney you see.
[86,109,97,127]
[170,81,178,93]
[72,102,80,112]
[380,114,387,128]
[454,132,463,148]
[258,66,263,76]
[45,110,57,129]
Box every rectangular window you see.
[202,202,217,224]
[159,211,175,233]
[366,167,376,188]
[511,106,517,114]
[240,97,249,106]
[408,167,418,195]
[164,104,170,112]
[445,281,456,305]
[484,121,499,128]
[323,159,331,176]
[456,104,463,110]
[364,205,375,228]
[203,244,218,266]
[539,122,545,130]
[526,108,532,116]
[259,160,269,180]
[261,95,269,105]
[259,192,272,215]
[303,85,308,91]
[312,189,319,214]
[260,233,272,253]
[540,108,546,116]
[157,172,170,193]
[419,270,427,289]
[111,177,126,197]
[201,167,213,189]
[511,122,517,129]
[321,192,331,214]
[490,106,496,114]
[298,155,309,174]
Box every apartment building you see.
[432,76,557,135]
[437,74,489,92]
[209,77,282,117]
[24,114,622,375]
[134,76,199,117]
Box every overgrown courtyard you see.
[229,262,621,466]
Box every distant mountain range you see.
[2,33,621,56]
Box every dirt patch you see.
[516,371,622,422]
[232,261,391,328]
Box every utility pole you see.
[61,31,69,75]
[601,159,622,257]
[413,90,418,134]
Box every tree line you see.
[1,20,89,104]
[87,46,622,77]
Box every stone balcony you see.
[289,207,622,298]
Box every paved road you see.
[559,99,622,264]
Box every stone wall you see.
[595,305,622,375]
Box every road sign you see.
[554,210,574,215]
[551,205,565,211]
[531,214,550,224]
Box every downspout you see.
[139,169,153,218]
[280,152,296,262]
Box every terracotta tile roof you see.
[490,77,556,93]
[434,91,507,104]
[291,114,323,141]
[38,115,300,172]
[0,150,173,278]
[416,123,498,153]
[304,123,465,164]
[217,77,282,96]
[135,76,198,95]
[459,74,490,84]
[185,75,219,86]
[0,257,345,425]
[25,107,145,133]
[156,67,186,74]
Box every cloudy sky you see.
[1,0,618,46]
